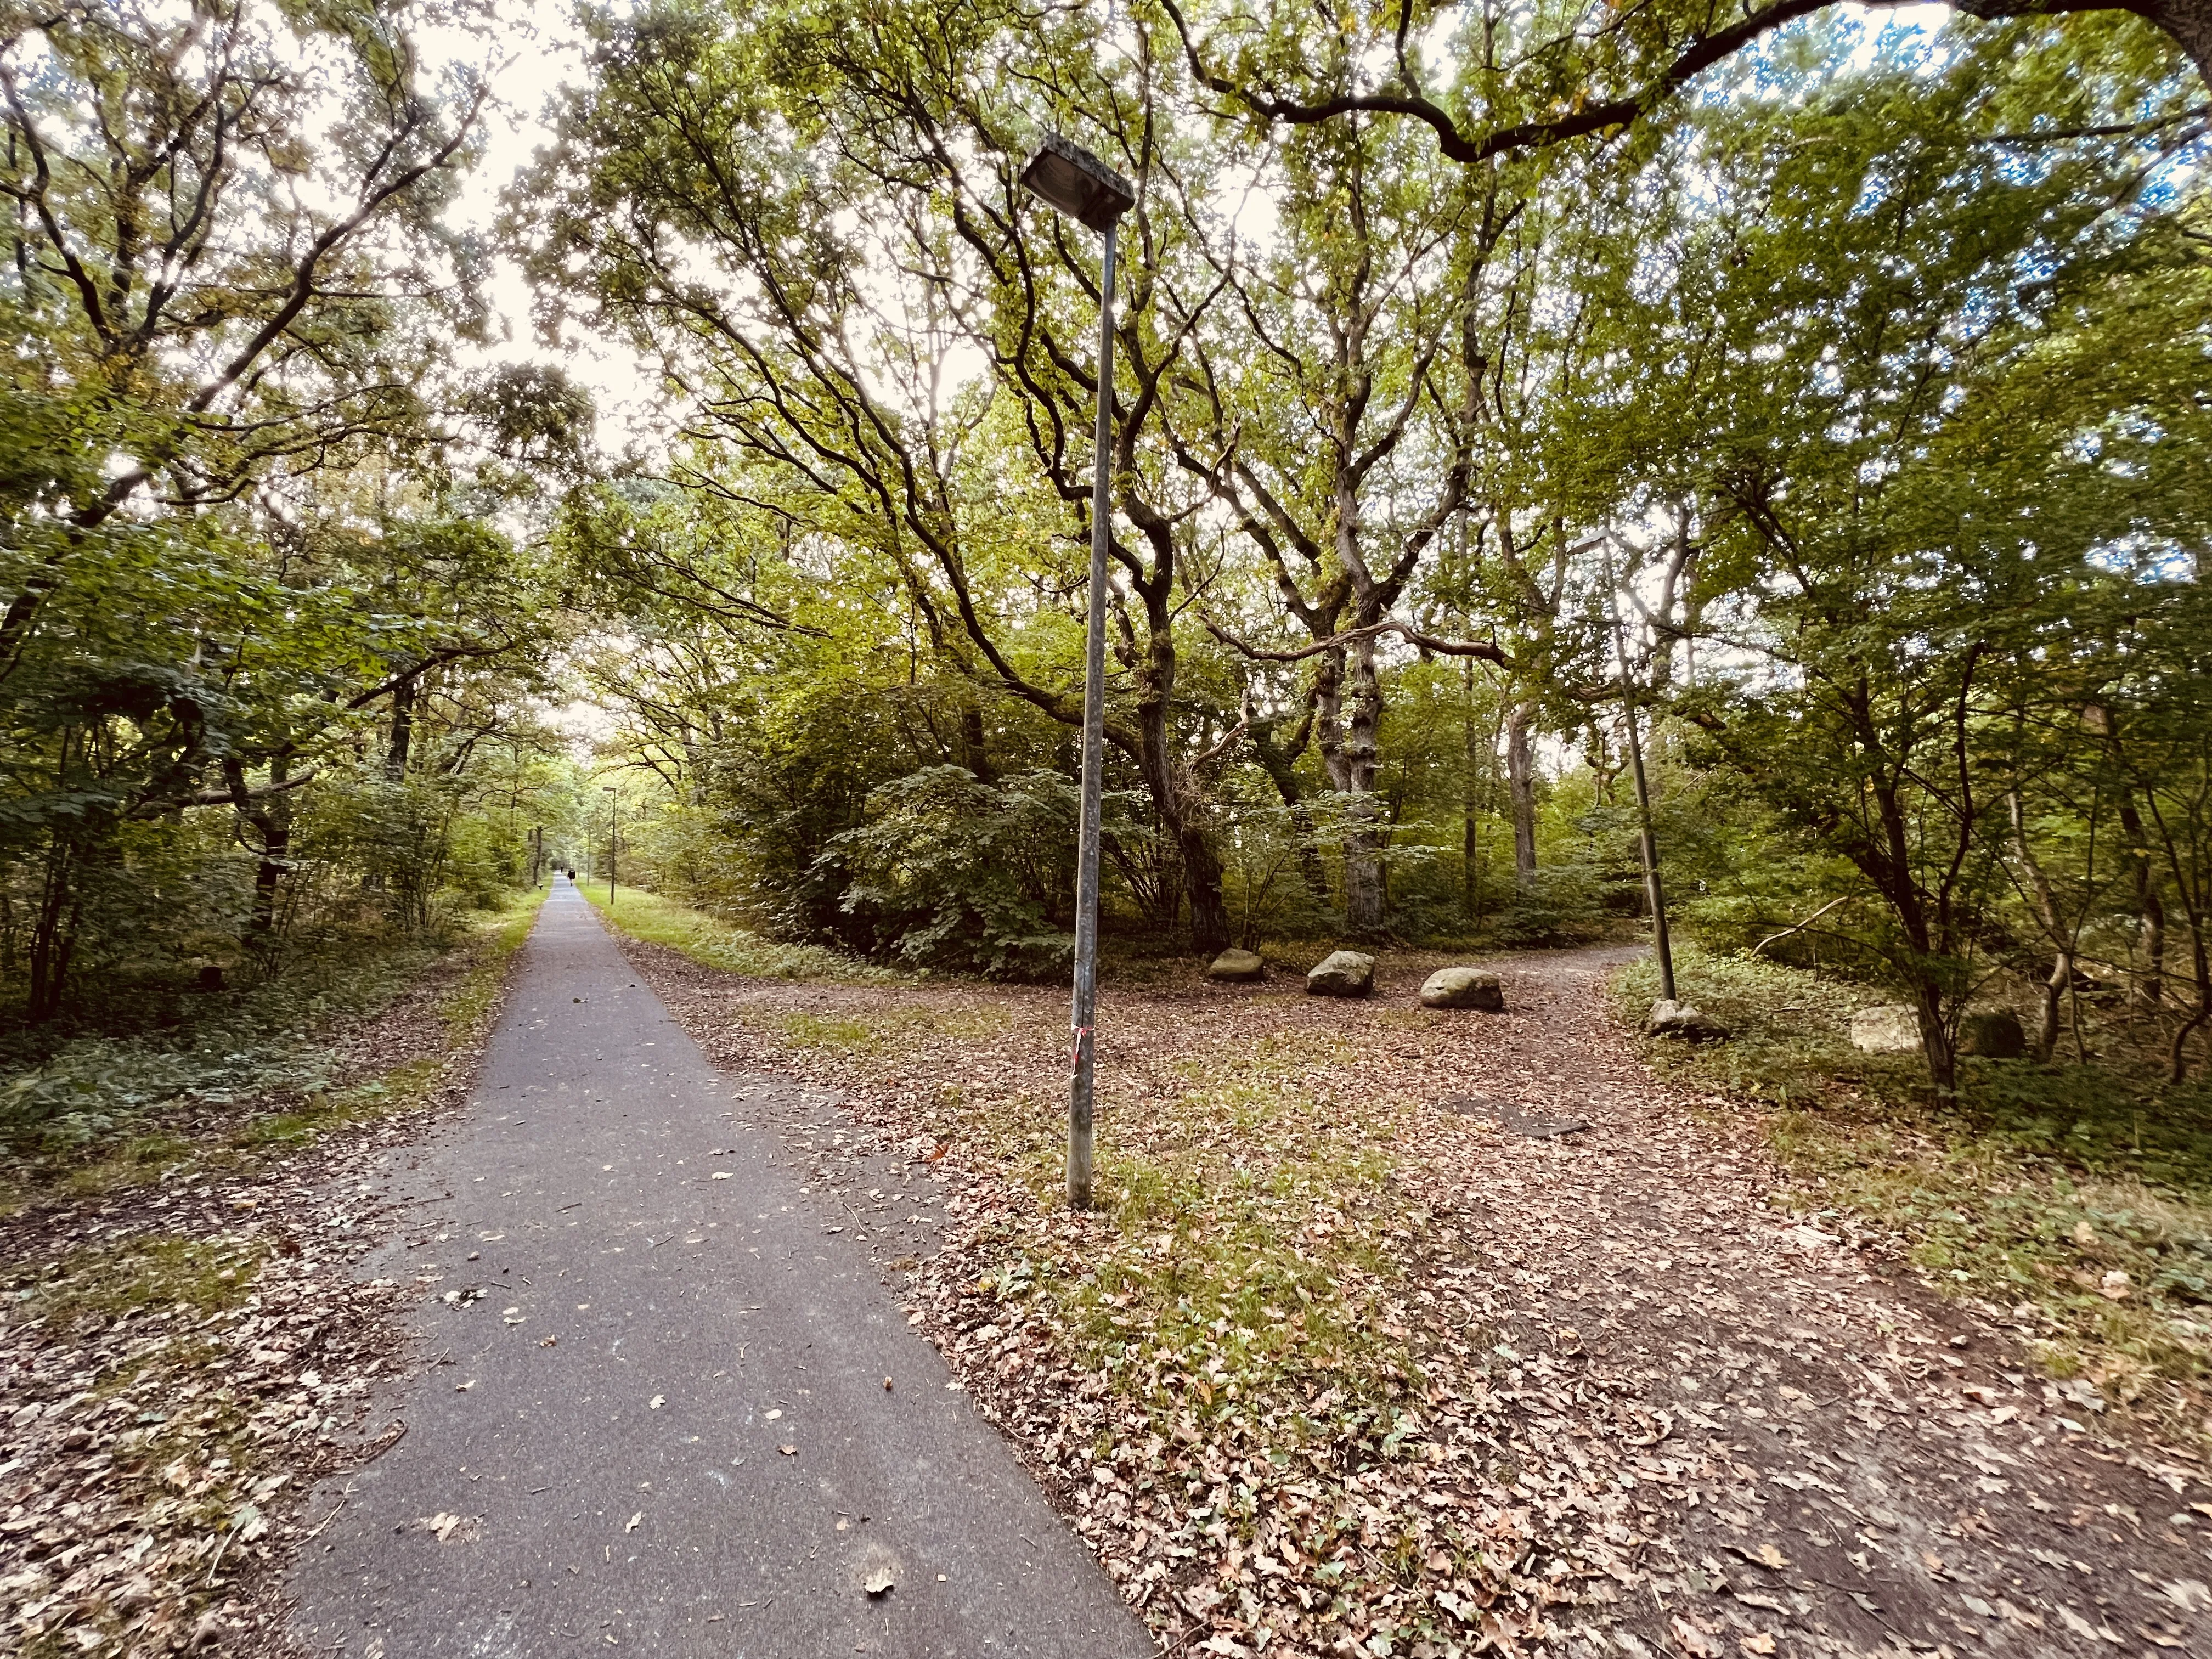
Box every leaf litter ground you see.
[625,936,2212,1659]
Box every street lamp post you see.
[603,785,618,912]
[1020,134,1136,1211]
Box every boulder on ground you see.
[1959,1009,2027,1059]
[1206,947,1266,983]
[1646,998,1729,1042]
[1850,1005,1921,1053]
[1420,966,1504,1011]
[1305,950,1375,997]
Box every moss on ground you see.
[777,1003,1011,1052]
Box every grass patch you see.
[1615,944,2212,1432]
[14,1233,268,1335]
[583,884,890,982]
[778,1003,1011,1052]
[941,1028,1427,1459]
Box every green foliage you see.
[828,768,1082,979]
[1496,864,1613,947]
[15,1235,269,1335]
[0,890,539,1165]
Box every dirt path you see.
[628,939,2212,1659]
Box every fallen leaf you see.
[2162,1579,2212,1614]
[778,1444,796,1456]
[1754,1543,1790,1569]
[864,1564,896,1596]
[1739,1637,1776,1657]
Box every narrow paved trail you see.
[287,880,1152,1658]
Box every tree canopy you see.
[0,0,2203,1102]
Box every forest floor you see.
[616,922,2212,1659]
[0,902,535,1657]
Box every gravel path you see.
[285,879,1152,1658]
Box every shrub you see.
[825,767,1081,979]
[1496,864,1611,946]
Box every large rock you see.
[1305,950,1375,998]
[1646,998,1729,1042]
[1206,947,1266,983]
[1850,1005,1921,1053]
[1420,966,1504,1011]
[1959,1009,2027,1059]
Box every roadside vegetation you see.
[1,890,539,1655]
[578,883,890,983]
[3,0,2210,1650]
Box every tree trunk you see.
[1505,698,1538,886]
[2037,951,2070,1065]
[957,695,994,785]
[2119,799,2166,1007]
[1865,767,1961,1095]
[2008,789,2070,1062]
[26,831,78,1023]
[1130,587,1231,954]
[245,756,295,944]
[1338,633,1386,934]
[386,675,416,780]
[1911,980,1958,1097]
[1178,813,1232,954]
[1463,809,1480,926]
[1251,710,1329,904]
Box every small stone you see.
[1305,950,1375,997]
[1959,1009,2026,1059]
[1850,1005,1921,1053]
[1205,947,1266,983]
[1646,998,1729,1042]
[1419,966,1504,1011]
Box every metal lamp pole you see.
[1019,136,1136,1211]
[603,785,618,912]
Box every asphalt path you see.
[289,878,1153,1658]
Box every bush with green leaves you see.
[826,767,1084,979]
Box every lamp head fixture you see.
[1019,135,1135,233]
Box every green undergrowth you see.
[1615,944,2212,1431]
[582,884,891,982]
[0,890,540,1213]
